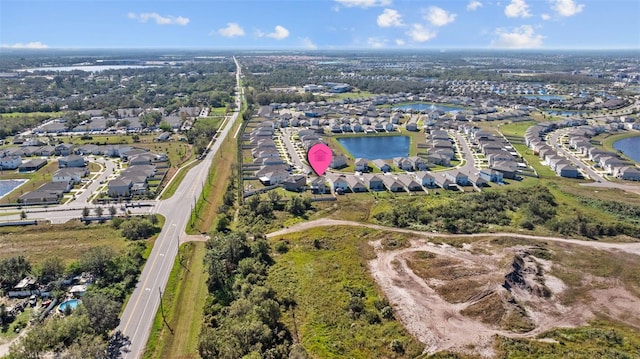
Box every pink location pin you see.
[308,143,333,176]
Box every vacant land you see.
[268,226,424,358]
[269,223,640,358]
[0,221,130,265]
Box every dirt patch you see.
[368,237,640,357]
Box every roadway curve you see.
[267,218,640,256]
[116,56,243,358]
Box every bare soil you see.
[268,219,640,358]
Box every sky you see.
[1,0,639,50]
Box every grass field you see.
[268,226,424,358]
[0,221,130,265]
[143,241,208,359]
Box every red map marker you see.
[308,143,332,176]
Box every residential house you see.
[556,163,579,178]
[382,176,405,192]
[616,166,640,181]
[328,174,349,192]
[346,176,367,192]
[107,179,133,197]
[18,159,47,173]
[309,176,328,194]
[392,157,413,171]
[354,158,369,172]
[397,174,423,191]
[259,169,289,185]
[0,156,22,170]
[330,154,348,169]
[58,155,86,168]
[18,191,59,204]
[479,169,504,183]
[445,171,469,186]
[282,175,306,192]
[364,174,385,191]
[52,168,87,184]
[54,143,75,156]
[373,159,392,173]
[414,171,435,187]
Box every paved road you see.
[547,129,640,195]
[116,56,243,359]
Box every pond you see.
[613,136,640,163]
[0,179,27,199]
[392,103,466,113]
[521,95,565,101]
[337,135,410,160]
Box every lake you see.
[522,95,565,101]
[338,136,410,160]
[613,136,640,163]
[0,179,27,199]
[392,103,466,113]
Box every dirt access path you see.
[267,218,640,256]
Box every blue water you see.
[613,136,640,163]
[522,95,565,101]
[58,299,81,312]
[0,179,27,199]
[338,136,410,160]
[392,103,465,113]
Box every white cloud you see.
[504,0,531,18]
[406,24,437,42]
[218,23,245,37]
[1,41,49,49]
[541,13,551,20]
[467,0,483,11]
[367,37,387,48]
[301,37,318,50]
[492,25,544,48]
[425,6,457,27]
[395,39,406,46]
[127,12,189,26]
[334,0,392,8]
[266,25,290,40]
[550,0,585,17]
[377,9,404,27]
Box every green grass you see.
[0,308,33,342]
[0,111,65,119]
[0,221,129,266]
[498,121,537,138]
[0,161,61,204]
[496,320,640,358]
[325,91,376,100]
[143,241,208,359]
[268,226,424,358]
[207,107,228,117]
[159,159,200,200]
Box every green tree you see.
[94,207,104,217]
[82,207,90,217]
[82,294,121,336]
[0,256,31,290]
[36,256,65,284]
[79,246,116,279]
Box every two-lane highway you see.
[116,56,243,358]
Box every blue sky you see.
[1,0,638,50]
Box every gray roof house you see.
[58,155,86,168]
[108,179,132,197]
[346,176,367,192]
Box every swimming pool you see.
[58,299,81,313]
